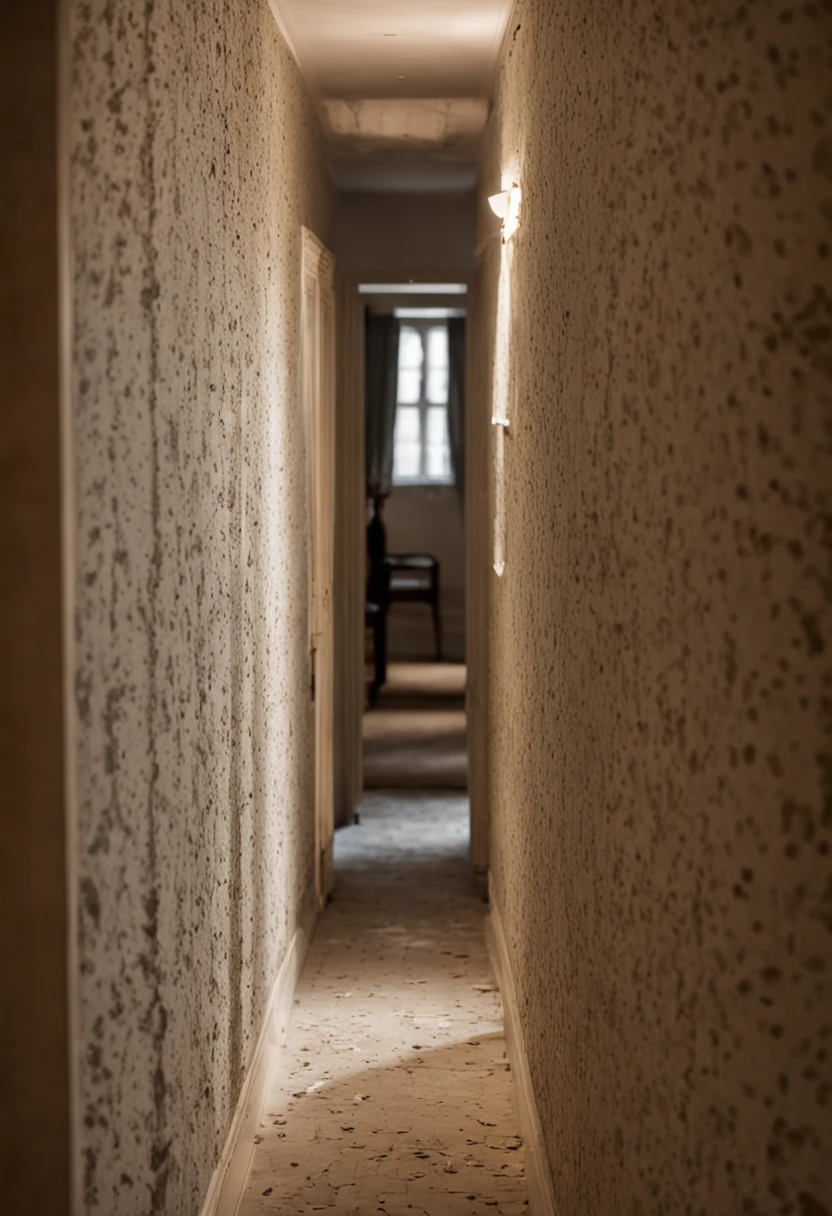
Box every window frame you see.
[391,319,454,488]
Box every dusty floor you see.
[363,663,468,789]
[239,792,527,1215]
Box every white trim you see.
[334,271,366,826]
[302,226,334,283]
[301,226,337,903]
[394,308,466,320]
[199,926,310,1216]
[485,891,556,1216]
[359,283,468,296]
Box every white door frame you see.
[332,271,366,830]
[301,228,336,902]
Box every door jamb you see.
[301,228,336,903]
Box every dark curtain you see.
[447,316,466,502]
[365,314,400,495]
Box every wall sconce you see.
[488,183,522,242]
[488,190,510,219]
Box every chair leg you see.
[379,610,387,686]
[370,611,387,704]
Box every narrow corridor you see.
[239,793,527,1215]
[6,2,830,1213]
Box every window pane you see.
[397,368,421,404]
[395,405,420,443]
[425,406,451,480]
[425,442,451,480]
[426,366,448,405]
[393,405,421,481]
[426,405,448,445]
[399,327,424,367]
[394,443,421,480]
[397,327,424,403]
[396,333,423,413]
[426,325,449,367]
[426,325,449,404]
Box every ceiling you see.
[267,0,516,192]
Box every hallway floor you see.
[239,792,527,1215]
[363,663,468,789]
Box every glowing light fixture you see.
[488,190,510,219]
[488,183,522,243]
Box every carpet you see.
[363,662,468,789]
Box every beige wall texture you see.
[474,1,832,1212]
[68,2,332,1212]
[0,5,71,1212]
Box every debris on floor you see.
[239,792,527,1215]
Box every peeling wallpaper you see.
[69,2,332,1211]
[475,1,832,1212]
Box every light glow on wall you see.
[502,186,522,242]
[492,241,514,576]
[488,190,509,219]
[488,182,522,243]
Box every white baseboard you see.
[485,891,557,1216]
[199,924,311,1216]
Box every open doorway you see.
[360,282,468,798]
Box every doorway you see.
[360,282,468,801]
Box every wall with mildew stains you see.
[474,0,832,1211]
[69,2,332,1211]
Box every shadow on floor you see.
[363,662,468,790]
[243,1036,527,1216]
[239,793,527,1216]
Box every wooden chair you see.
[364,599,387,707]
[365,494,442,707]
[385,553,442,662]
[365,528,390,706]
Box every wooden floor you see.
[238,793,527,1215]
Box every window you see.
[392,322,453,486]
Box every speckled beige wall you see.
[474,1,832,1211]
[68,2,332,1211]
